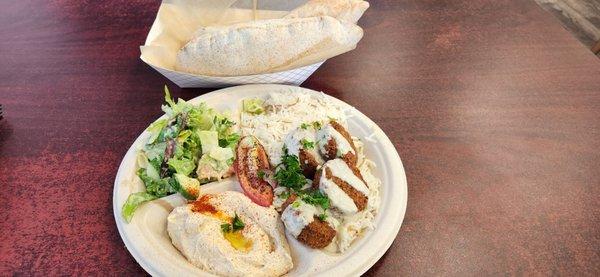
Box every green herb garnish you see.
[232,213,245,231]
[274,148,332,212]
[221,213,245,233]
[300,121,322,130]
[278,190,291,199]
[317,213,328,221]
[221,223,232,233]
[274,148,308,191]
[300,138,314,149]
[301,190,330,210]
[257,170,266,179]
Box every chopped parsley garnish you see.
[286,190,329,211]
[274,148,332,212]
[221,223,231,233]
[221,213,245,233]
[278,190,290,199]
[300,121,323,130]
[274,148,307,191]
[301,190,330,210]
[257,170,266,179]
[300,138,314,149]
[317,213,328,221]
[232,213,245,231]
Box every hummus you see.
[167,191,293,276]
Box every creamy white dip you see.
[167,191,293,276]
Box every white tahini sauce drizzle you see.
[317,123,355,157]
[280,200,318,238]
[326,159,369,195]
[319,159,368,215]
[283,128,323,163]
[320,176,357,214]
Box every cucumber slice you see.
[174,173,200,200]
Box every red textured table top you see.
[1,0,599,275]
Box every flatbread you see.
[285,0,370,23]
[175,16,363,76]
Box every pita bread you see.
[285,0,369,23]
[175,16,363,76]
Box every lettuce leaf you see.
[219,133,240,149]
[137,168,173,196]
[209,147,233,161]
[161,86,191,118]
[187,104,215,130]
[147,119,168,144]
[213,114,235,134]
[198,130,219,153]
[213,114,239,149]
[144,142,166,162]
[145,160,161,181]
[177,129,193,144]
[167,158,196,176]
[122,192,157,222]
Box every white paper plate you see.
[113,84,407,276]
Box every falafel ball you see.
[297,217,336,249]
[317,121,357,165]
[318,159,370,214]
[281,200,336,249]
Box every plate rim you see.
[112,84,407,276]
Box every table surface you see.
[1,0,599,275]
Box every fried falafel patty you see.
[281,199,337,249]
[318,159,369,214]
[316,121,357,165]
[297,218,337,249]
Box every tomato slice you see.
[234,136,273,206]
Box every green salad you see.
[122,86,240,222]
